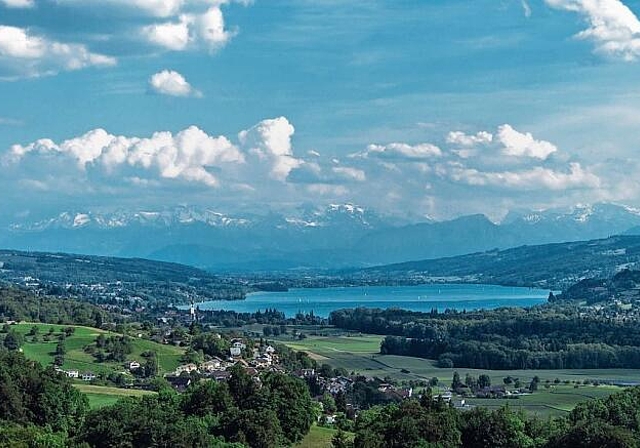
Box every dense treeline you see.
[330,306,640,369]
[83,365,315,448]
[0,286,112,326]
[196,308,326,327]
[0,351,88,441]
[0,353,316,447]
[350,387,640,448]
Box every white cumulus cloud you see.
[238,117,302,181]
[0,25,116,78]
[0,0,252,79]
[149,69,201,97]
[6,126,245,187]
[142,5,236,52]
[2,117,307,198]
[497,124,557,159]
[546,0,640,61]
[143,17,192,51]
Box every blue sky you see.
[2,0,640,221]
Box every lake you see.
[194,283,550,318]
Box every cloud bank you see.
[0,0,251,79]
[2,118,630,219]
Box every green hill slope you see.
[354,235,640,289]
[11,323,184,376]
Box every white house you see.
[82,372,96,381]
[67,370,79,379]
[230,347,242,357]
[232,340,246,350]
[127,361,141,371]
[264,345,276,355]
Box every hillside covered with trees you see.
[0,286,115,327]
[351,235,640,289]
[0,250,247,307]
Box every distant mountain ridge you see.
[352,235,640,290]
[3,202,640,271]
[8,203,392,231]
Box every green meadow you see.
[464,384,621,417]
[12,323,184,376]
[75,384,156,409]
[296,425,353,448]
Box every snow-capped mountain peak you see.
[568,204,594,223]
[73,213,91,228]
[9,207,252,232]
[327,203,365,214]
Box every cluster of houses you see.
[377,382,413,400]
[430,385,531,409]
[580,298,640,323]
[296,369,414,401]
[54,367,97,382]
[164,342,284,391]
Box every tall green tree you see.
[3,331,22,351]
[260,373,316,444]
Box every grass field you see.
[285,335,384,364]
[464,384,620,417]
[282,334,640,416]
[13,323,184,376]
[296,425,353,448]
[75,384,156,409]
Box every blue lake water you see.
[194,284,550,318]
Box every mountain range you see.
[3,202,640,271]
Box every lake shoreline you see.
[189,283,551,318]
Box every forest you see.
[329,305,640,369]
[0,250,246,306]
[0,351,315,448]
[0,286,114,327]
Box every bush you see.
[437,357,454,368]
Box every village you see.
[164,338,283,390]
